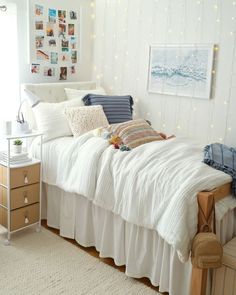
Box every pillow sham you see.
[64,105,109,137]
[33,97,84,142]
[112,119,164,148]
[64,87,106,104]
[83,94,133,124]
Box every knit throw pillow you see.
[65,105,109,137]
[112,119,164,148]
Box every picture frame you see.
[147,44,215,99]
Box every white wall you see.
[93,0,236,146]
[11,0,93,85]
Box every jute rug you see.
[0,226,160,295]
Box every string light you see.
[114,76,118,80]
[90,2,95,7]
[177,125,181,130]
[198,16,201,21]
[214,4,218,9]
[216,18,220,23]
[228,127,232,131]
[91,13,95,19]
[219,137,223,142]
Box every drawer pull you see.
[25,217,29,224]
[24,175,29,184]
[24,196,28,204]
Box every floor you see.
[42,220,168,295]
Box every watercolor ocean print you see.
[148,45,213,99]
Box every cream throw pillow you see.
[33,97,84,142]
[65,105,109,137]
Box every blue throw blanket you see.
[204,143,236,196]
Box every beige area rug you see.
[0,226,160,295]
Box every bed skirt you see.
[42,183,236,295]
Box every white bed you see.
[23,82,236,295]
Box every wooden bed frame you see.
[191,182,232,295]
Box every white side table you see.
[0,132,42,245]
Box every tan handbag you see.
[191,232,223,269]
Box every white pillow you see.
[33,97,83,142]
[64,105,109,137]
[64,87,106,103]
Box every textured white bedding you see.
[32,134,234,262]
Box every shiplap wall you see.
[92,0,236,146]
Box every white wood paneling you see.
[93,0,236,146]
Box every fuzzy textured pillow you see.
[65,105,109,137]
[112,119,164,148]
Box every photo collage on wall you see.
[31,4,79,80]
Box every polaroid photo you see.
[37,50,49,61]
[60,53,69,62]
[44,67,55,77]
[46,23,54,37]
[62,47,69,52]
[35,35,44,49]
[71,37,76,49]
[35,4,43,16]
[61,39,69,48]
[70,66,76,74]
[31,63,40,74]
[58,10,66,24]
[49,8,56,23]
[60,67,67,80]
[69,11,77,20]
[68,24,75,36]
[48,39,56,47]
[58,23,66,38]
[71,50,77,63]
[35,21,43,30]
[51,52,58,64]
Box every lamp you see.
[13,89,41,134]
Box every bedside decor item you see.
[148,44,214,99]
[13,89,41,135]
[0,121,12,135]
[12,139,23,154]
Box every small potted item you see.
[13,139,23,154]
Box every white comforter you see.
[34,134,232,262]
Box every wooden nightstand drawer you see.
[0,203,39,231]
[0,185,7,207]
[0,206,7,228]
[10,203,39,231]
[0,163,40,188]
[0,165,7,187]
[10,183,39,210]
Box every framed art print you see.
[147,44,214,99]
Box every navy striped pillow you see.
[83,94,133,124]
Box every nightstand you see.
[0,132,42,245]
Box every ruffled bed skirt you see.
[42,184,236,295]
